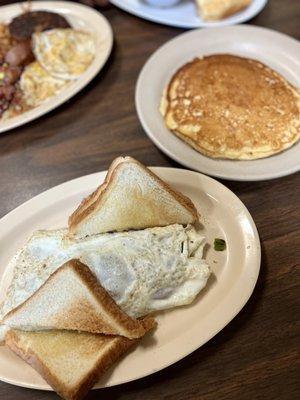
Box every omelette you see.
[32,29,96,80]
[160,54,300,160]
[0,224,210,320]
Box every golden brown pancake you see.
[160,55,300,160]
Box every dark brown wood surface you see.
[0,0,299,399]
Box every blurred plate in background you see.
[111,0,267,29]
[0,1,113,134]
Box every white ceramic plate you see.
[110,0,267,28]
[0,1,113,134]
[136,25,300,181]
[0,167,260,390]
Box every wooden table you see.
[0,0,299,399]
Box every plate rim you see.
[0,1,114,134]
[0,167,261,390]
[135,25,300,181]
[110,0,268,29]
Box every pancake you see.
[160,55,300,160]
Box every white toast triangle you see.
[5,317,155,400]
[68,156,198,237]
[3,260,147,339]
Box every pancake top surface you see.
[162,54,300,159]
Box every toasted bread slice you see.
[5,318,155,400]
[3,260,146,339]
[68,156,198,237]
[196,0,251,20]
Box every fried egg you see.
[0,224,210,320]
[20,61,68,106]
[32,29,95,80]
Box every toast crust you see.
[197,0,251,20]
[3,260,147,339]
[5,329,135,400]
[68,157,198,236]
[5,317,156,400]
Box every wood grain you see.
[0,0,299,399]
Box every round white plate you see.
[0,167,260,390]
[110,0,267,29]
[136,25,300,181]
[0,1,113,134]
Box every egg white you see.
[0,224,210,320]
[20,61,68,106]
[32,29,96,81]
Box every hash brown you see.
[160,54,300,160]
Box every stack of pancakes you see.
[160,55,300,160]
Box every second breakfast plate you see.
[0,1,113,134]
[136,25,300,181]
[110,0,268,29]
[0,168,260,390]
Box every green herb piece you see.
[214,238,226,251]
